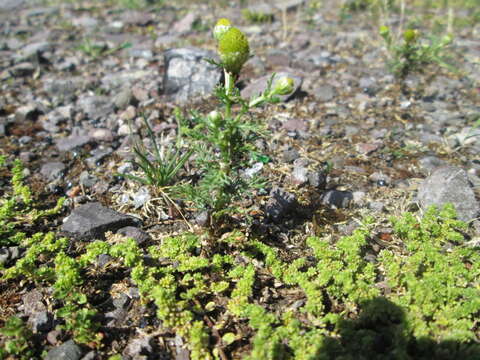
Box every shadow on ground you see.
[316,297,480,360]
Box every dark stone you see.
[265,186,297,222]
[116,226,150,245]
[322,190,353,209]
[61,202,138,241]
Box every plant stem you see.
[224,69,234,119]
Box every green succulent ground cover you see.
[1,155,480,358]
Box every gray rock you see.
[56,134,91,152]
[369,172,391,185]
[16,41,52,62]
[417,166,480,222]
[62,202,138,241]
[72,16,98,28]
[101,70,152,89]
[89,128,114,142]
[9,62,35,76]
[112,293,132,310]
[241,71,302,102]
[283,148,300,163]
[274,0,305,11]
[79,171,98,188]
[0,246,20,265]
[0,248,10,265]
[77,95,114,121]
[85,147,113,168]
[418,156,448,175]
[172,12,198,34]
[42,106,73,133]
[0,0,25,11]
[15,103,44,122]
[43,78,82,103]
[369,201,385,212]
[308,169,327,190]
[163,48,221,103]
[194,211,210,227]
[44,340,83,360]
[123,335,154,359]
[314,84,336,102]
[0,120,5,137]
[105,308,129,327]
[113,87,134,109]
[40,162,66,181]
[291,158,309,186]
[265,186,297,222]
[80,351,97,360]
[22,289,45,315]
[322,190,353,209]
[28,311,53,333]
[116,226,150,245]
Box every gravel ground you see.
[1,0,479,359]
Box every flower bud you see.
[213,18,232,42]
[272,77,294,96]
[218,27,250,76]
[207,110,222,127]
[403,29,418,43]
[379,25,390,38]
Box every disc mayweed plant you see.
[172,19,295,224]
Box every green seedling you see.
[122,117,193,189]
[0,157,65,247]
[242,9,274,24]
[380,25,455,80]
[0,316,34,359]
[76,38,131,60]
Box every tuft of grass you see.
[76,38,131,60]
[121,117,193,189]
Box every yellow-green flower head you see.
[213,18,232,42]
[403,29,419,43]
[218,27,250,76]
[272,77,295,96]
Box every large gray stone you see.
[61,202,138,241]
[163,47,221,103]
[417,166,480,222]
[44,340,83,360]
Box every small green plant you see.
[379,25,455,80]
[0,157,65,247]
[76,38,131,60]
[122,117,193,188]
[0,316,34,359]
[242,9,274,24]
[175,19,295,219]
